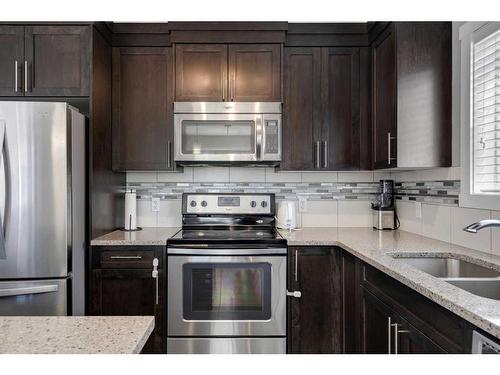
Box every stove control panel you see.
[184,194,273,215]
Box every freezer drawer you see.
[167,337,286,354]
[0,279,68,316]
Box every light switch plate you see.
[298,197,307,213]
[152,197,160,212]
[415,202,422,219]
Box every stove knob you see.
[261,201,268,208]
[190,200,197,207]
[201,200,208,207]
[250,200,257,208]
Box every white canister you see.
[124,189,137,230]
[276,200,298,230]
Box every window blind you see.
[472,28,500,194]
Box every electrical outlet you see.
[415,202,422,219]
[151,197,160,212]
[298,198,307,213]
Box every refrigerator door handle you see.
[0,284,58,297]
[0,120,6,260]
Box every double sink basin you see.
[392,256,500,301]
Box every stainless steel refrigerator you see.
[0,102,86,316]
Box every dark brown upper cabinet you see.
[282,46,366,171]
[228,44,281,101]
[112,47,174,171]
[0,25,90,97]
[0,26,24,96]
[371,22,452,169]
[174,43,281,102]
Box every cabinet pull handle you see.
[286,290,301,298]
[387,132,396,165]
[392,322,410,354]
[387,316,392,354]
[24,61,28,93]
[167,141,172,169]
[323,141,328,169]
[294,249,298,282]
[14,61,18,92]
[109,255,143,260]
[152,258,159,305]
[315,141,321,169]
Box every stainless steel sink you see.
[393,257,500,278]
[445,279,500,301]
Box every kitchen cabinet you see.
[112,46,174,171]
[371,22,451,169]
[287,247,343,353]
[174,43,281,102]
[90,246,166,354]
[282,46,366,171]
[0,25,90,97]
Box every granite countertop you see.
[279,227,500,339]
[0,316,154,354]
[91,227,180,246]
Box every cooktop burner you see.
[172,228,278,240]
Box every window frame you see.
[459,22,500,210]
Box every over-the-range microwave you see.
[173,102,281,165]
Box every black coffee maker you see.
[371,180,397,230]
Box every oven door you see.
[167,254,286,336]
[174,113,261,162]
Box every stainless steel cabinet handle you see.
[387,316,392,354]
[387,132,396,165]
[167,141,172,169]
[152,258,159,305]
[294,249,298,281]
[24,61,28,93]
[286,290,302,298]
[315,141,321,168]
[323,141,328,169]
[392,322,410,354]
[14,61,18,92]
[0,284,58,297]
[109,255,143,260]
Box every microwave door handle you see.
[256,116,263,160]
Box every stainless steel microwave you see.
[174,102,281,164]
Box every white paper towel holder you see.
[119,189,143,232]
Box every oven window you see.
[183,263,271,320]
[181,120,255,155]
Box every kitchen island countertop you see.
[0,316,154,354]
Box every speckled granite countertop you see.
[91,227,180,246]
[279,227,500,340]
[0,316,154,354]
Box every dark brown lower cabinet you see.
[287,247,343,353]
[90,246,166,354]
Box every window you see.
[460,22,500,210]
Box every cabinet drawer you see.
[91,246,164,269]
[360,262,471,353]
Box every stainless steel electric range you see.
[167,193,287,354]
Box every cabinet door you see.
[359,287,393,354]
[0,26,24,96]
[228,44,281,101]
[24,26,90,96]
[112,47,174,171]
[90,268,165,353]
[396,317,446,354]
[321,47,361,170]
[372,28,397,169]
[175,44,227,101]
[282,47,321,170]
[288,247,342,353]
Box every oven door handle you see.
[167,247,287,255]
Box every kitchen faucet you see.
[463,219,500,233]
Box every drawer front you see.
[360,262,471,353]
[91,246,164,269]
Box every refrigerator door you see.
[0,279,67,315]
[0,102,70,279]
